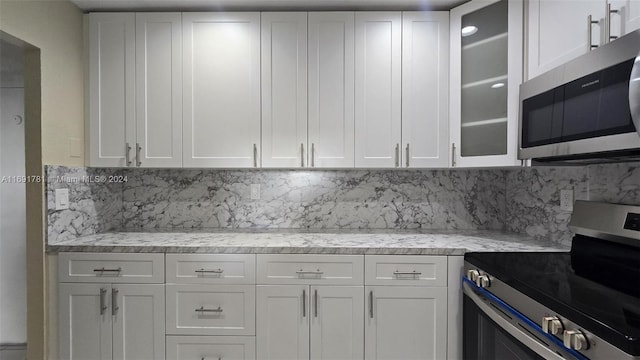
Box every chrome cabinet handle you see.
[100,288,107,315]
[369,290,374,318]
[451,143,456,167]
[194,268,224,274]
[135,143,142,167]
[395,144,400,168]
[605,2,619,42]
[311,143,315,167]
[93,267,122,273]
[588,15,599,50]
[302,289,306,318]
[296,269,323,276]
[195,306,223,313]
[112,288,119,316]
[125,143,132,166]
[253,144,258,168]
[314,289,318,318]
[393,270,422,276]
[301,143,304,167]
[405,144,410,167]
[201,358,222,360]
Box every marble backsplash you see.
[46,162,640,247]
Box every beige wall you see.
[0,0,85,166]
[0,1,84,359]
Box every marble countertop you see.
[47,229,569,255]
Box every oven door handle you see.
[463,279,587,360]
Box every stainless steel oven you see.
[463,201,640,360]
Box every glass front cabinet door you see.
[450,0,523,167]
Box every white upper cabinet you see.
[401,12,450,168]
[527,0,605,79]
[450,0,522,167]
[88,13,135,167]
[528,0,640,81]
[610,0,640,35]
[355,12,402,168]
[135,13,182,168]
[88,13,181,168]
[261,12,308,168]
[308,12,356,168]
[182,12,261,168]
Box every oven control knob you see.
[563,330,589,351]
[466,269,480,282]
[476,275,491,288]
[542,316,564,335]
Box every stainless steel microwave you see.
[519,29,640,163]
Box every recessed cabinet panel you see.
[111,284,165,360]
[135,13,182,167]
[528,0,604,79]
[167,336,256,360]
[308,12,356,168]
[257,254,364,285]
[401,12,450,168]
[256,285,309,360]
[183,13,261,167]
[310,286,364,360]
[166,284,256,336]
[59,283,112,360]
[365,286,447,360]
[355,12,402,168]
[88,13,135,167]
[262,12,308,168]
[166,254,256,284]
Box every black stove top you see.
[465,234,640,355]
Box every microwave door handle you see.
[630,51,640,137]
[463,282,566,360]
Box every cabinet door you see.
[135,13,182,168]
[528,0,604,79]
[401,12,450,168]
[310,286,364,360]
[88,13,135,167]
[59,283,112,360]
[308,12,356,168]
[365,286,447,360]
[183,13,261,168]
[256,285,309,360]
[610,0,640,36]
[354,12,402,168]
[450,0,522,167]
[112,284,165,360]
[261,12,308,168]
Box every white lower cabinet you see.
[256,285,364,360]
[59,283,165,360]
[166,335,256,360]
[364,286,447,360]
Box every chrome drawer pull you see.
[93,267,122,273]
[296,269,323,276]
[194,268,224,274]
[195,306,223,314]
[201,357,222,360]
[393,270,422,276]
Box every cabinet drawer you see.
[365,255,447,286]
[166,254,256,284]
[58,252,164,283]
[166,285,255,336]
[166,336,256,360]
[256,254,364,285]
